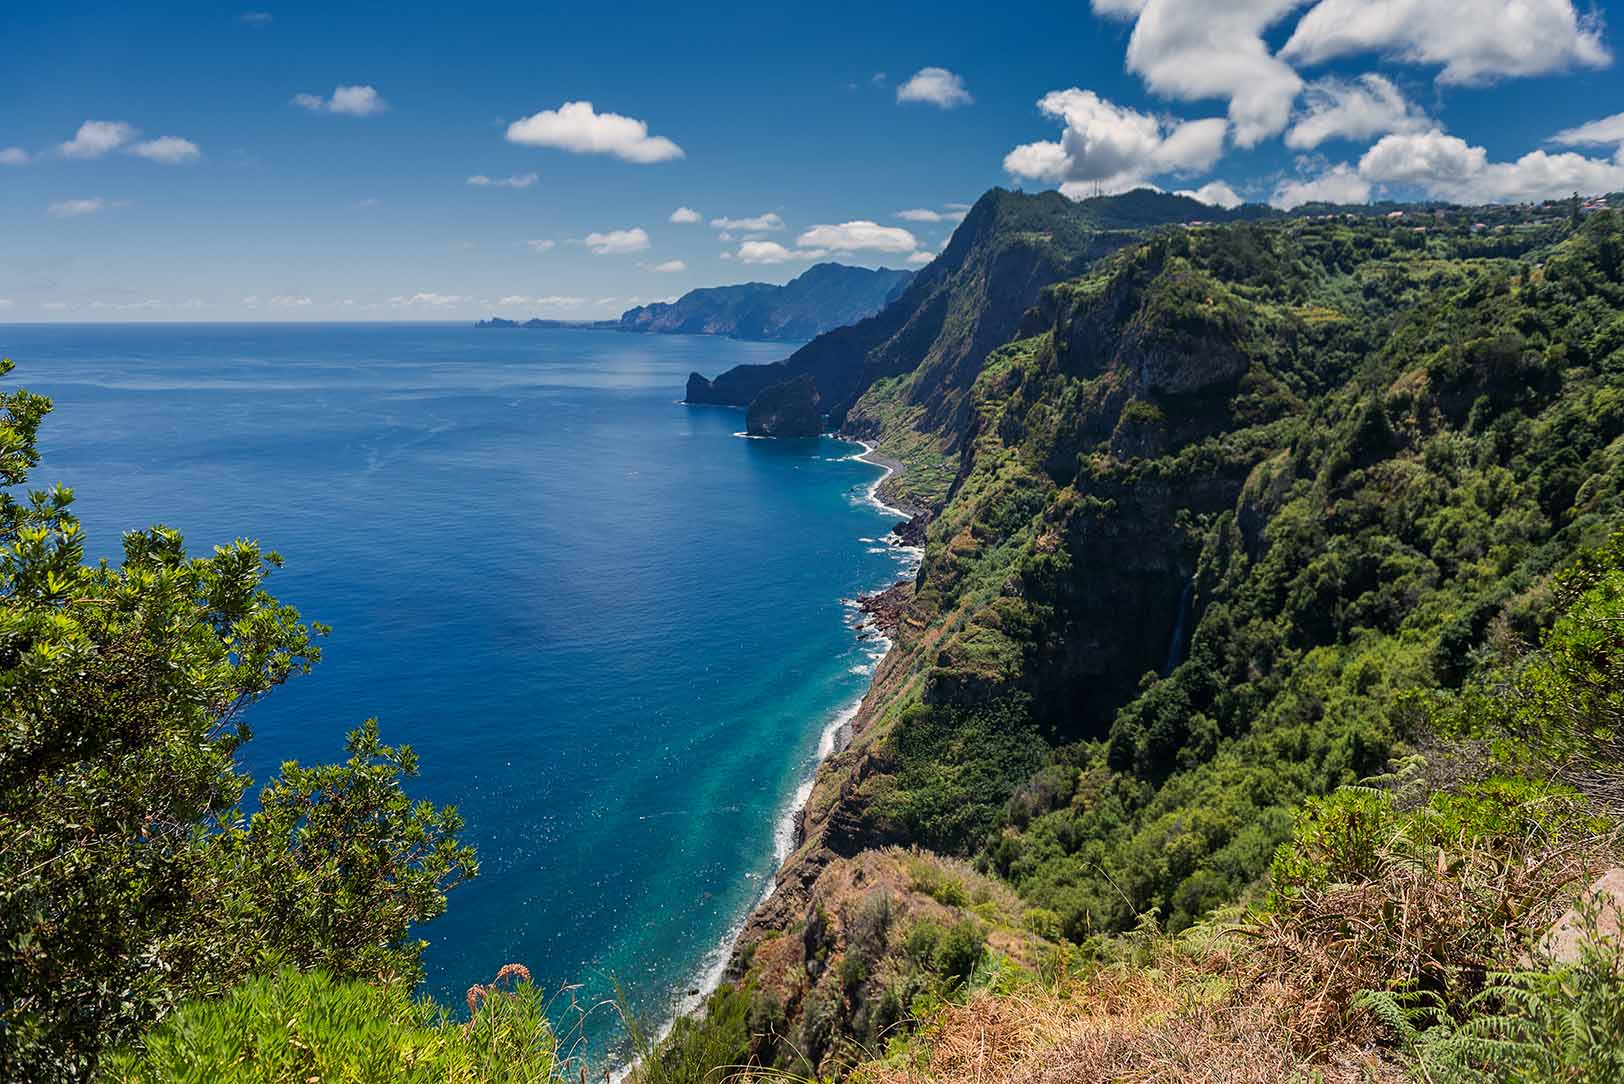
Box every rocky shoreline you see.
[853,580,911,638]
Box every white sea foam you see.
[617,438,911,1082]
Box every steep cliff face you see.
[723,227,1299,1040]
[706,208,1624,1077]
[745,374,822,437]
[685,189,1175,422]
[622,263,912,342]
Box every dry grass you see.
[1246,833,1617,1040]
[846,821,1617,1084]
[853,937,1400,1084]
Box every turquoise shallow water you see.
[0,322,913,1055]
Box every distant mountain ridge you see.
[617,262,913,341]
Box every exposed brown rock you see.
[1538,867,1624,967]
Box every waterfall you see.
[1163,575,1194,675]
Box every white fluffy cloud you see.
[906,251,935,266]
[896,67,974,109]
[506,101,682,163]
[1270,163,1372,209]
[1004,89,1227,192]
[582,227,651,255]
[128,136,201,164]
[60,120,136,158]
[894,207,968,223]
[1359,128,1624,203]
[293,85,388,116]
[669,206,702,223]
[710,212,785,231]
[1358,130,1486,185]
[526,239,557,253]
[1550,112,1624,148]
[47,197,106,218]
[1092,0,1304,147]
[1285,74,1429,149]
[796,220,920,254]
[1176,180,1244,209]
[648,259,687,272]
[467,172,538,188]
[736,241,800,264]
[0,147,30,165]
[1282,0,1610,85]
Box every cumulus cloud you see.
[1092,0,1303,147]
[1358,128,1624,203]
[710,212,785,231]
[505,101,682,163]
[1358,130,1485,186]
[894,207,968,223]
[60,120,136,158]
[896,67,974,109]
[1003,89,1227,192]
[582,227,650,255]
[1270,163,1372,209]
[648,259,687,272]
[1176,180,1244,209]
[48,197,106,218]
[796,221,920,254]
[1550,111,1624,148]
[466,172,538,188]
[1282,0,1610,85]
[526,239,557,253]
[736,241,801,264]
[128,136,201,164]
[669,206,702,223]
[0,147,30,165]
[906,251,935,266]
[1285,74,1429,149]
[293,85,388,116]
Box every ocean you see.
[0,322,914,1056]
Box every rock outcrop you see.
[745,375,822,438]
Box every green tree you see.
[0,359,475,1081]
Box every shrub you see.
[101,966,561,1084]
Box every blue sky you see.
[4,0,1624,322]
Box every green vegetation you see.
[102,966,563,1084]
[646,204,1624,1081]
[875,210,1624,938]
[0,357,481,1081]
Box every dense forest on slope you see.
[664,202,1624,1080]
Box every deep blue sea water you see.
[0,322,913,1056]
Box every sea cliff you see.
[648,191,1624,1081]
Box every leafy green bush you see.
[101,967,560,1084]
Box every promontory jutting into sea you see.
[7,4,1624,1081]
